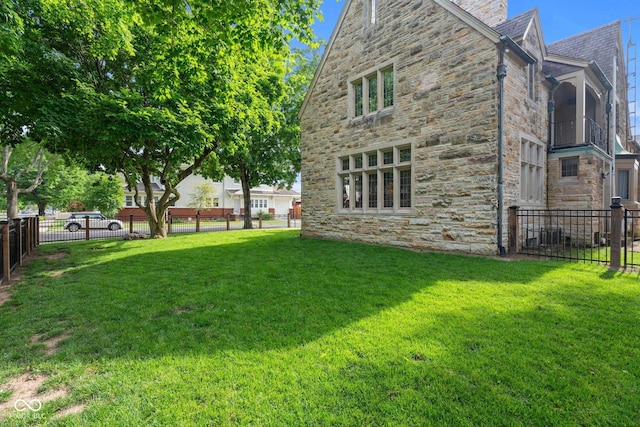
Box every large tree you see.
[28,0,320,237]
[202,47,321,228]
[0,140,58,218]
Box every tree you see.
[25,161,89,215]
[0,0,109,218]
[28,0,320,237]
[83,174,124,217]
[188,182,217,211]
[202,46,321,228]
[0,140,58,218]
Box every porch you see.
[554,117,607,152]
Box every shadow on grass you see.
[1,231,563,363]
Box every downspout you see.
[612,55,617,197]
[606,90,611,153]
[545,75,559,209]
[496,43,508,257]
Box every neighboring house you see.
[299,0,635,255]
[117,174,300,219]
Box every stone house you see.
[299,0,635,255]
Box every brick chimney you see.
[449,0,507,28]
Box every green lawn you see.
[0,229,638,425]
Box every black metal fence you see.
[0,217,38,284]
[510,202,640,269]
[39,212,300,244]
[624,209,640,268]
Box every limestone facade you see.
[299,0,632,255]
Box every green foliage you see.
[256,210,273,220]
[7,0,321,236]
[187,182,217,210]
[83,174,124,217]
[0,231,639,425]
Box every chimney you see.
[449,0,507,28]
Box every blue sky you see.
[314,1,640,47]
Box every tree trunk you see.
[5,180,19,219]
[37,200,47,217]
[148,213,167,238]
[240,166,253,229]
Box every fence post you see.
[85,216,90,241]
[610,197,623,269]
[196,210,201,232]
[25,217,31,255]
[31,217,37,251]
[508,206,519,255]
[34,216,39,247]
[167,212,172,234]
[287,213,291,228]
[129,215,134,234]
[13,219,23,265]
[226,214,230,231]
[258,212,262,229]
[2,222,10,282]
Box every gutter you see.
[587,60,613,90]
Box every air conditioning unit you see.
[540,228,562,245]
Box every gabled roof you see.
[494,8,547,60]
[494,8,536,40]
[547,21,621,82]
[131,183,164,193]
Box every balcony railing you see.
[555,120,576,147]
[554,118,607,152]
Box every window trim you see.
[349,61,396,120]
[618,169,630,200]
[365,0,377,26]
[527,62,536,100]
[250,198,268,210]
[560,157,579,179]
[519,137,544,204]
[337,141,413,214]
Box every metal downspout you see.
[606,89,611,154]
[546,78,559,209]
[496,45,507,257]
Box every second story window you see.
[350,64,395,119]
[366,0,377,25]
[527,62,536,100]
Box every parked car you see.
[64,212,124,232]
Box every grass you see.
[0,229,639,425]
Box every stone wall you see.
[300,0,505,255]
[547,151,609,210]
[501,18,550,211]
[450,0,507,28]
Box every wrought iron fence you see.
[624,209,640,268]
[512,208,612,264]
[39,213,300,244]
[0,217,37,284]
[512,205,640,269]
